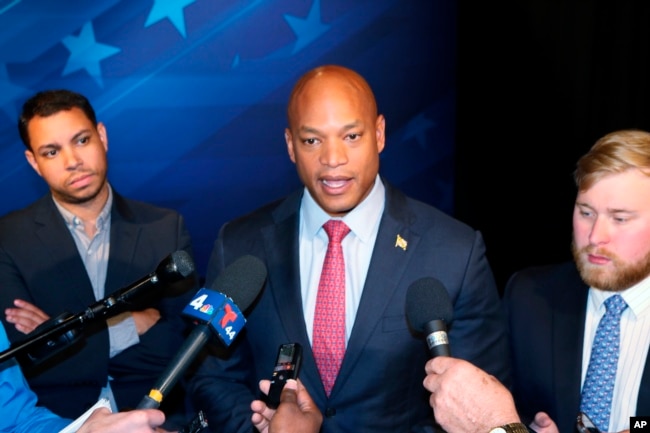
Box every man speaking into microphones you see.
[0,81,199,428]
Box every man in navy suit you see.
[189,65,510,433]
[504,129,650,433]
[0,90,197,424]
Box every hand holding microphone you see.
[423,356,523,433]
[410,279,536,433]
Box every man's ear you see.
[285,128,296,163]
[97,122,108,152]
[24,150,42,177]
[376,114,386,154]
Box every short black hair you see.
[18,89,97,150]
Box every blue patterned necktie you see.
[580,294,628,432]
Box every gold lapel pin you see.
[395,234,407,251]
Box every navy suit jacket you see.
[189,181,510,433]
[0,191,197,419]
[503,261,650,433]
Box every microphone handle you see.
[0,312,84,364]
[136,324,212,409]
[84,273,157,320]
[424,319,451,357]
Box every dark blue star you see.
[61,22,120,88]
[145,0,196,38]
[403,113,436,150]
[284,0,330,53]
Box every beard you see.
[571,238,650,291]
[52,172,107,205]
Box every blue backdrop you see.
[0,0,456,277]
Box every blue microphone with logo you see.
[181,289,246,346]
[137,255,267,409]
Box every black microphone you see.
[0,250,196,365]
[137,254,267,409]
[83,249,196,320]
[405,277,453,357]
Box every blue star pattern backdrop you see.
[0,0,456,276]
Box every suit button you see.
[325,407,336,417]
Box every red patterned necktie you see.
[312,220,350,396]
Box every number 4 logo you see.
[189,294,208,310]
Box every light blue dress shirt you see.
[299,174,385,344]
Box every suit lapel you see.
[105,193,140,294]
[268,183,420,398]
[263,192,326,397]
[549,264,650,421]
[335,183,418,392]
[264,191,305,340]
[263,211,304,342]
[552,265,588,429]
[33,196,96,306]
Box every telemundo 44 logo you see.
[182,288,245,346]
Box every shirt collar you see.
[301,174,386,242]
[53,184,113,231]
[589,273,650,319]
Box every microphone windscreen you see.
[171,250,196,277]
[157,250,196,281]
[405,277,453,332]
[213,255,267,310]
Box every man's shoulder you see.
[221,193,298,232]
[510,261,577,282]
[390,187,478,238]
[0,194,51,227]
[505,261,580,297]
[113,193,182,221]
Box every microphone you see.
[83,249,196,320]
[136,254,267,409]
[405,277,453,357]
[0,250,196,365]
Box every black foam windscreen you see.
[405,277,453,332]
[213,255,267,310]
[156,250,196,281]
